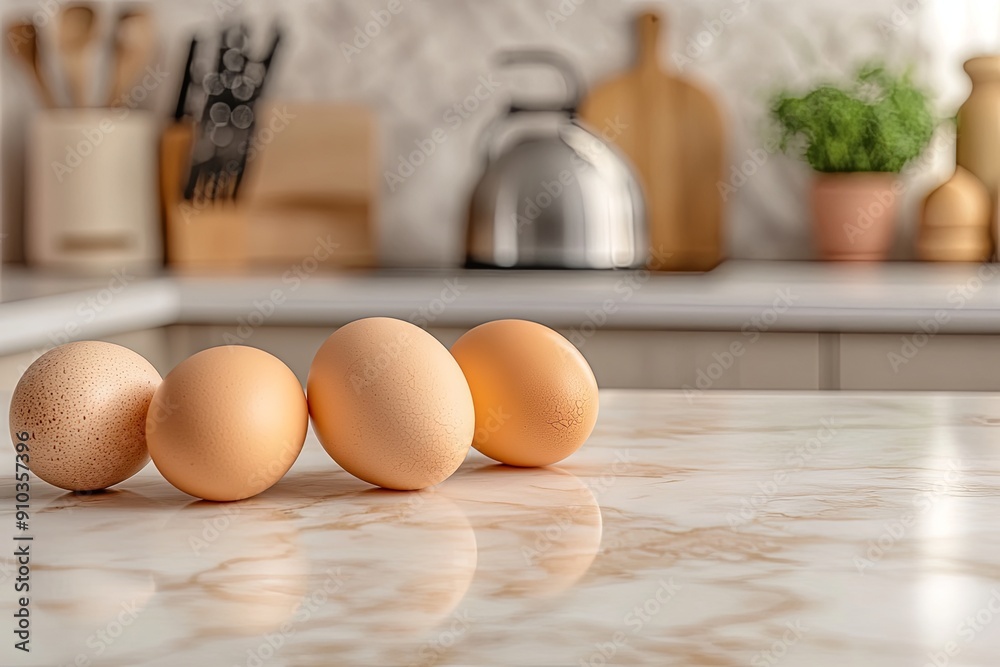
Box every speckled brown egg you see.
[146,345,308,502]
[307,317,475,490]
[450,319,599,467]
[8,341,162,491]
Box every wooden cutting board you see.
[580,11,725,271]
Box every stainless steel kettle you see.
[466,51,647,269]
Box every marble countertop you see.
[5,260,1000,355]
[2,389,1000,666]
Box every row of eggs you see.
[8,318,599,501]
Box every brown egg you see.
[307,317,475,490]
[450,319,599,466]
[146,346,307,502]
[8,341,161,491]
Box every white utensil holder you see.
[27,109,162,272]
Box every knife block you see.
[161,103,377,271]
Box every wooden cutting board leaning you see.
[580,11,726,271]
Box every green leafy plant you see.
[771,65,935,173]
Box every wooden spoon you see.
[4,21,57,108]
[57,4,97,107]
[105,7,156,107]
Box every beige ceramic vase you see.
[957,55,1000,255]
[810,172,900,260]
[917,166,992,261]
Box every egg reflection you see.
[442,463,603,597]
[297,486,478,637]
[158,497,310,635]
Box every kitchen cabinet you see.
[7,326,1000,393]
[5,261,1000,391]
[160,326,823,390]
[839,333,1000,390]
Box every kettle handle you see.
[496,50,582,114]
[474,50,585,164]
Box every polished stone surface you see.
[2,389,1000,666]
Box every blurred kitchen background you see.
[7,0,1000,265]
[4,0,1000,392]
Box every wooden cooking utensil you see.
[56,3,97,107]
[4,21,57,108]
[580,10,726,271]
[106,7,155,106]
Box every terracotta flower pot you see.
[810,172,901,260]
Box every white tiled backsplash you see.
[2,0,999,266]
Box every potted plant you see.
[772,65,935,260]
